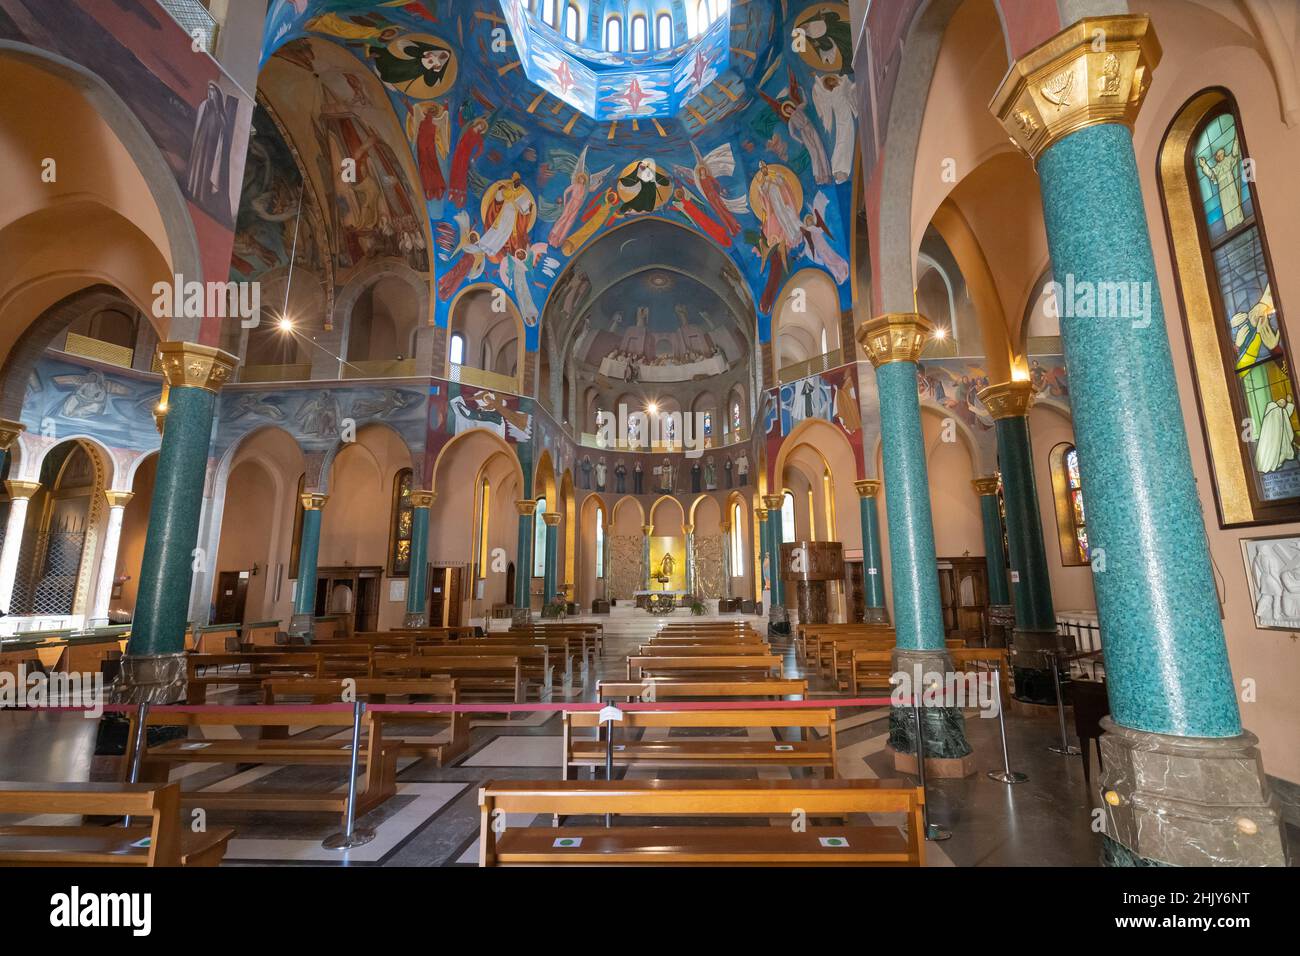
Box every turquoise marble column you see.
[756,506,769,603]
[404,491,434,626]
[513,500,535,624]
[291,493,326,634]
[972,476,1010,607]
[993,15,1286,865]
[859,314,971,769]
[980,382,1061,702]
[119,343,237,703]
[683,524,696,596]
[761,495,787,629]
[542,512,560,605]
[854,479,889,623]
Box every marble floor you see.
[0,613,1214,866]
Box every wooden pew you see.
[627,655,783,681]
[370,653,524,702]
[562,708,837,778]
[511,622,604,658]
[125,706,397,826]
[478,779,925,866]
[262,677,469,765]
[636,643,771,657]
[414,644,553,696]
[0,781,233,867]
[597,678,807,701]
[802,624,895,669]
[185,652,324,703]
[647,631,765,645]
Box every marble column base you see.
[887,647,974,776]
[986,604,1015,647]
[403,611,428,627]
[863,605,889,624]
[1010,627,1073,704]
[288,613,314,642]
[111,652,188,705]
[1099,717,1291,867]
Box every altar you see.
[634,589,688,614]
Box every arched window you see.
[476,478,491,579]
[1159,92,1299,524]
[703,410,713,438]
[595,506,605,579]
[780,491,796,542]
[631,15,648,51]
[541,0,557,27]
[605,16,622,51]
[656,13,673,49]
[533,497,548,577]
[696,0,712,33]
[731,399,742,432]
[390,469,414,576]
[1049,444,1089,566]
[563,3,579,41]
[731,502,744,572]
[449,332,465,367]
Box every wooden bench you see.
[511,623,604,658]
[627,655,783,681]
[635,643,771,657]
[186,652,324,703]
[597,678,807,701]
[125,706,397,826]
[562,708,837,778]
[647,631,765,645]
[478,779,925,866]
[0,781,232,867]
[370,653,525,702]
[802,625,895,670]
[262,677,469,765]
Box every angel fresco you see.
[541,146,614,250]
[46,370,129,421]
[799,193,849,284]
[758,69,832,186]
[812,74,857,184]
[407,100,450,201]
[673,143,748,238]
[368,34,457,99]
[751,162,806,313]
[447,111,487,208]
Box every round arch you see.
[447,282,525,392]
[431,428,524,499]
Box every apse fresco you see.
[260,0,859,350]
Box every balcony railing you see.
[578,426,748,452]
[240,363,312,383]
[342,359,419,380]
[449,363,519,394]
[157,0,219,55]
[63,333,134,370]
[777,348,844,384]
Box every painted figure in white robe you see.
[812,74,857,184]
[800,193,849,284]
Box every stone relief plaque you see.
[1240,534,1300,631]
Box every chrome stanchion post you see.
[910,687,950,842]
[986,664,1027,784]
[1046,649,1080,756]
[323,700,377,850]
[123,701,150,828]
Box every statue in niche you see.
[614,459,627,493]
[737,453,749,486]
[703,456,717,491]
[633,459,644,494]
[691,460,701,493]
[724,456,733,488]
[595,456,607,492]
[580,454,592,490]
[659,458,674,493]
[658,552,675,583]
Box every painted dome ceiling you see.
[256,1,859,352]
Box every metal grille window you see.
[10,530,86,616]
[158,0,220,55]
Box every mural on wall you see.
[763,364,864,485]
[213,382,427,459]
[260,1,859,352]
[20,358,163,454]
[916,356,1071,432]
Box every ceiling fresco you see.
[258,0,858,352]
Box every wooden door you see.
[428,567,446,626]
[215,571,249,624]
[445,566,462,626]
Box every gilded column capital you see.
[857,313,934,368]
[0,420,25,451]
[979,380,1036,420]
[761,494,785,510]
[755,507,769,521]
[5,480,40,500]
[410,490,436,509]
[542,512,562,527]
[990,15,1161,162]
[300,492,329,511]
[104,490,135,509]
[157,342,240,392]
[641,524,654,536]
[682,523,694,535]
[854,479,881,498]
[971,475,1002,497]
[515,499,538,516]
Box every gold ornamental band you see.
[542,512,562,527]
[300,492,329,511]
[978,380,1035,420]
[854,479,881,498]
[515,500,538,516]
[157,342,240,393]
[410,491,436,509]
[971,476,1002,497]
[858,313,935,368]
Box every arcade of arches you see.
[0,0,1295,872]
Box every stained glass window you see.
[1190,106,1300,506]
[731,400,741,431]
[731,502,744,571]
[389,469,413,576]
[703,410,713,437]
[595,507,605,579]
[780,491,795,542]
[1065,447,1089,564]
[476,478,491,579]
